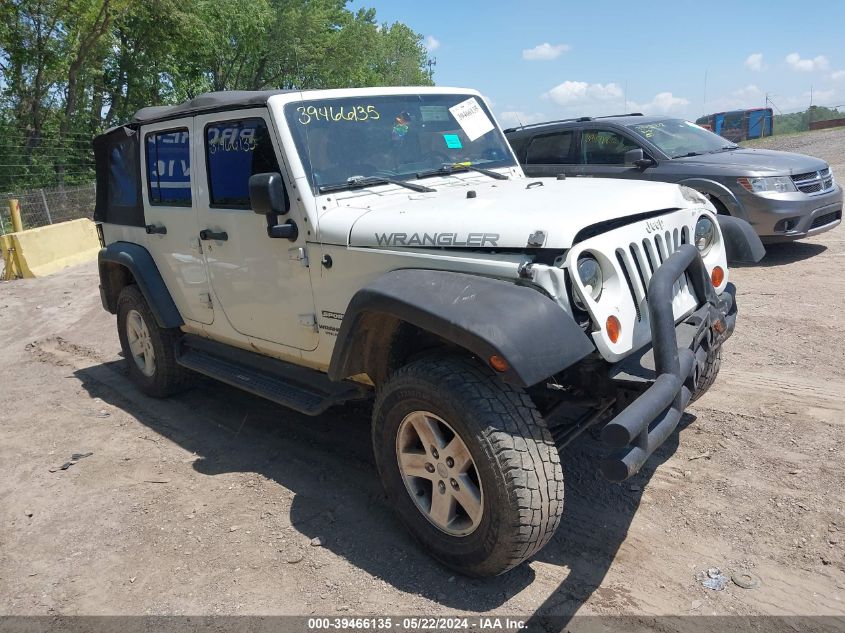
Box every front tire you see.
[116,285,189,398]
[372,355,563,577]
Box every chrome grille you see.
[615,226,690,321]
[792,168,835,195]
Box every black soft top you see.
[132,89,299,124]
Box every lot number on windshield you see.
[448,97,494,141]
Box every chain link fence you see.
[0,183,96,234]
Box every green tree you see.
[0,0,431,190]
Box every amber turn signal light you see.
[711,266,725,287]
[606,315,621,344]
[489,355,509,373]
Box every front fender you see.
[328,269,594,388]
[717,216,766,264]
[678,178,744,218]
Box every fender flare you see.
[98,241,184,328]
[717,216,766,264]
[328,269,594,388]
[678,177,744,219]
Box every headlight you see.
[737,176,796,194]
[694,216,716,255]
[576,256,603,302]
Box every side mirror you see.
[624,148,654,169]
[249,172,289,216]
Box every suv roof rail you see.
[503,112,644,134]
[595,112,644,119]
[503,116,590,134]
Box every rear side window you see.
[108,138,140,207]
[145,129,191,206]
[580,129,639,165]
[205,118,281,208]
[525,131,574,164]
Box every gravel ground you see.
[1,128,844,627]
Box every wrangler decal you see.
[373,232,500,247]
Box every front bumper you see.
[599,244,736,482]
[739,184,842,241]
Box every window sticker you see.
[448,97,494,142]
[420,105,450,122]
[392,111,411,141]
[443,133,463,149]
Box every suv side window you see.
[525,131,574,164]
[205,118,281,208]
[145,129,191,206]
[580,129,640,165]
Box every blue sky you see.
[355,0,845,125]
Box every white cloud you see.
[498,111,546,127]
[629,92,689,114]
[832,70,845,80]
[702,85,765,114]
[736,84,763,98]
[785,52,829,72]
[424,35,440,52]
[744,53,764,71]
[522,43,571,61]
[544,81,622,106]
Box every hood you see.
[671,148,828,175]
[317,177,702,250]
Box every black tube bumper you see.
[600,244,736,482]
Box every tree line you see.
[0,0,432,191]
[774,106,844,135]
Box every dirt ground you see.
[1,129,845,624]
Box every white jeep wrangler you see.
[94,87,764,577]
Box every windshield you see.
[627,119,737,158]
[284,93,516,192]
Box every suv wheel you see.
[372,355,563,577]
[117,285,189,398]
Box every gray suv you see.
[505,115,842,242]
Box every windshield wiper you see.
[672,151,704,158]
[318,175,435,194]
[416,163,509,180]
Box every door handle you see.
[200,229,228,241]
[145,224,167,235]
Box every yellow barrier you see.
[0,218,100,279]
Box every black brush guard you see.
[599,244,735,482]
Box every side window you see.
[525,131,574,164]
[205,118,281,208]
[109,137,139,207]
[145,129,191,206]
[580,129,640,165]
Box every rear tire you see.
[116,285,190,398]
[372,355,563,577]
[691,348,721,402]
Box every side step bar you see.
[176,334,369,416]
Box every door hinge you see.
[298,313,317,331]
[289,246,309,267]
[199,292,212,308]
[191,237,203,254]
